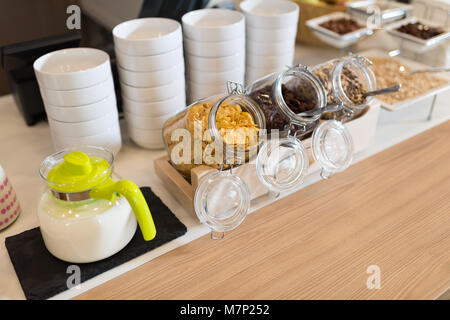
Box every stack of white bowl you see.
[113,18,186,149]
[240,0,299,84]
[182,9,245,102]
[34,48,122,155]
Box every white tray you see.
[360,49,450,112]
[385,17,450,53]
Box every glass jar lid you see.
[194,170,250,236]
[312,120,354,179]
[256,136,309,192]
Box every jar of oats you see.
[310,55,376,121]
[162,93,265,180]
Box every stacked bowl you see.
[113,18,186,149]
[240,0,299,84]
[182,9,245,102]
[34,48,122,155]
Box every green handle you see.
[90,178,156,241]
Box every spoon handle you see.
[363,84,401,97]
[410,67,450,75]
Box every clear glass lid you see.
[312,120,354,179]
[194,170,250,237]
[256,136,309,192]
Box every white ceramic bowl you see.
[40,76,114,107]
[123,93,186,117]
[44,93,116,123]
[34,48,111,90]
[118,62,184,87]
[188,81,227,102]
[247,38,295,55]
[52,123,122,155]
[115,46,183,72]
[124,108,181,130]
[246,24,297,42]
[246,65,285,84]
[184,36,245,58]
[186,50,245,72]
[246,50,294,68]
[182,8,245,42]
[49,108,119,138]
[187,67,244,85]
[128,127,165,150]
[120,78,185,102]
[113,18,182,56]
[240,0,299,29]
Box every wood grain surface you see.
[77,121,450,300]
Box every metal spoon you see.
[298,104,343,117]
[363,84,401,97]
[410,67,450,75]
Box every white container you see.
[240,0,299,29]
[113,18,182,56]
[115,46,184,72]
[125,108,182,130]
[246,50,294,68]
[34,48,111,90]
[186,50,245,72]
[188,81,228,101]
[184,36,245,58]
[123,93,186,117]
[120,78,185,102]
[40,76,114,107]
[187,67,245,85]
[49,108,119,138]
[118,62,185,87]
[182,8,245,42]
[247,38,295,55]
[128,127,165,149]
[44,93,116,123]
[51,123,122,155]
[246,24,297,42]
[306,12,373,49]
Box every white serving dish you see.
[246,50,293,68]
[44,93,116,123]
[347,1,412,26]
[49,108,119,138]
[186,50,245,72]
[120,78,185,102]
[188,81,228,102]
[40,76,114,107]
[128,126,165,149]
[115,46,183,72]
[184,36,245,58]
[118,62,184,87]
[360,49,450,111]
[306,12,373,49]
[125,108,181,130]
[246,38,295,56]
[51,123,122,155]
[386,17,450,53]
[187,66,244,85]
[34,48,111,91]
[182,8,245,42]
[240,0,299,29]
[246,24,297,42]
[113,18,182,56]
[123,92,186,117]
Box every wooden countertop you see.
[77,120,450,300]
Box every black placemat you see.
[5,187,187,300]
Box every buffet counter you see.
[0,44,449,299]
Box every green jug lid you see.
[46,151,111,193]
